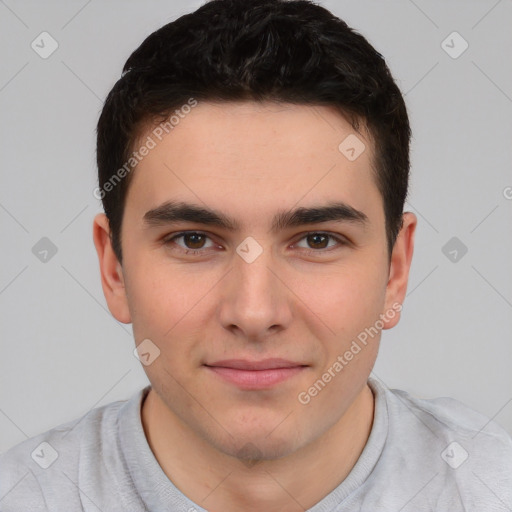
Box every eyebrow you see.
[143,200,369,233]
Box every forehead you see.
[124,101,382,229]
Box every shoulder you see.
[369,378,512,509]
[386,382,512,450]
[0,393,133,511]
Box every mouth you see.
[203,358,308,390]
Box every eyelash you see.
[162,231,348,257]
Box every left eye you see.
[293,232,342,251]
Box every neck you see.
[141,383,374,512]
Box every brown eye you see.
[181,233,207,249]
[164,231,216,254]
[294,232,345,253]
[306,233,330,249]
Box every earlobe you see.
[92,213,132,324]
[382,212,417,330]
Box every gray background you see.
[1,0,511,454]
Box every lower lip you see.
[205,365,306,389]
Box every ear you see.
[92,213,131,324]
[382,211,417,329]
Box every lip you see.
[206,358,305,370]
[204,358,308,390]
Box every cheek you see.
[125,248,182,313]
[295,261,387,335]
[123,257,176,341]
[125,259,219,365]
[294,268,384,411]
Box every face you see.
[94,101,415,461]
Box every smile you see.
[204,359,308,390]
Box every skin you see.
[93,101,417,512]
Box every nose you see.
[218,242,293,342]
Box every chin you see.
[206,422,304,463]
[225,436,298,463]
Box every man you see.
[1,0,511,510]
